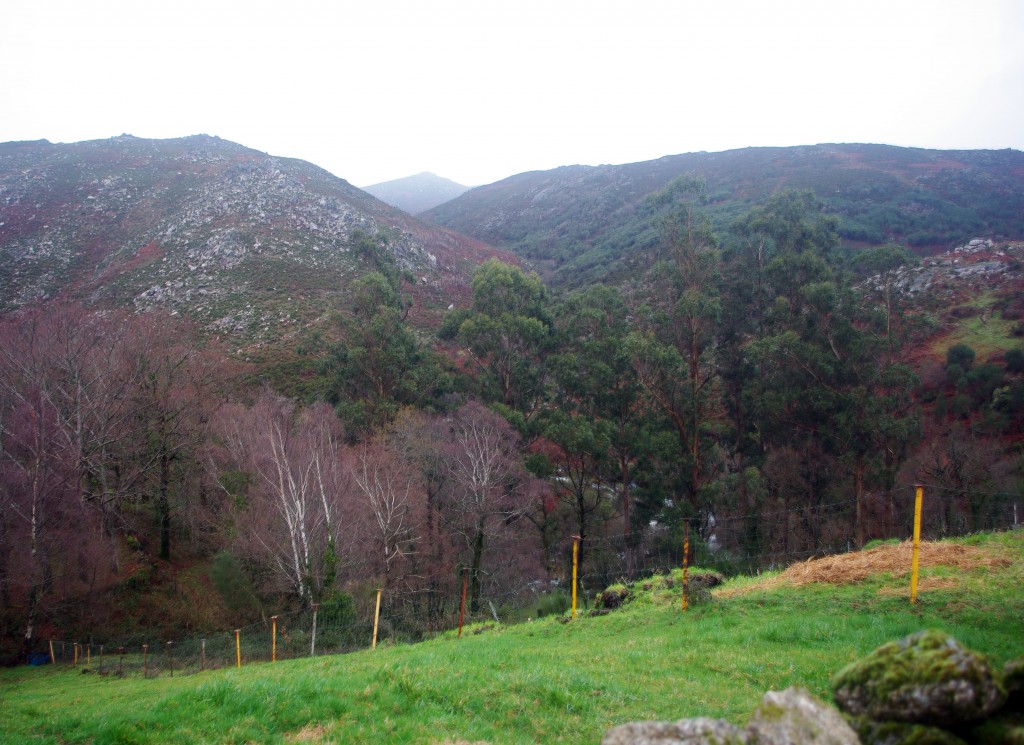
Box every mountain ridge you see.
[0,135,512,347]
[362,171,471,214]
[423,143,1024,287]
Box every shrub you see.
[535,590,571,618]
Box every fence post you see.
[235,630,241,668]
[458,567,469,638]
[910,484,923,605]
[571,535,581,620]
[48,640,55,665]
[143,644,149,677]
[271,616,278,662]
[99,644,104,673]
[310,605,319,657]
[372,589,382,650]
[201,639,206,672]
[86,644,91,672]
[118,647,124,676]
[167,642,174,677]
[73,643,78,669]
[681,520,690,612]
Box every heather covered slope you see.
[0,135,510,344]
[423,144,1024,287]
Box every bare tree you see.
[216,392,348,605]
[348,438,421,588]
[445,401,530,611]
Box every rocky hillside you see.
[0,135,509,346]
[362,171,470,214]
[423,144,1024,288]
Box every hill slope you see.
[0,136,509,345]
[1,531,1020,744]
[423,144,1024,287]
[362,171,470,214]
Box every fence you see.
[44,483,1020,678]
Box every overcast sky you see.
[3,0,1023,187]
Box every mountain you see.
[0,135,510,345]
[422,144,1024,288]
[362,172,470,214]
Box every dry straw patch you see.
[286,724,331,743]
[718,540,1012,597]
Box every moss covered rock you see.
[601,717,748,744]
[746,687,860,744]
[846,716,968,744]
[832,630,1006,727]
[1004,656,1024,712]
[969,712,1024,745]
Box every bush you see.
[535,590,571,618]
[1004,348,1024,373]
[946,343,976,375]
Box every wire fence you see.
[43,483,1021,678]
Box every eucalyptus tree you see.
[550,284,646,537]
[442,259,552,425]
[626,178,722,512]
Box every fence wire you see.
[46,483,1021,678]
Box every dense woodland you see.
[2,185,1022,660]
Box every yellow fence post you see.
[235,629,241,668]
[571,535,580,620]
[682,520,690,612]
[910,484,923,604]
[86,644,91,671]
[372,589,383,649]
[271,616,278,662]
[48,640,55,665]
[73,643,78,669]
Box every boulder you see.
[745,687,860,744]
[1004,656,1024,711]
[847,716,968,744]
[968,713,1024,745]
[832,630,1007,727]
[601,717,747,745]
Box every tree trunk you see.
[158,448,171,561]
[469,519,485,613]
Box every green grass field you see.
[2,531,1022,744]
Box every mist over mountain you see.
[422,143,1024,287]
[362,172,470,215]
[0,135,510,345]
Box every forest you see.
[1,184,1021,660]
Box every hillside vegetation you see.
[2,530,1021,744]
[424,144,1024,288]
[0,136,510,345]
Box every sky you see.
[3,0,1023,187]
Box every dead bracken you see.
[718,540,1013,596]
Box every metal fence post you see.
[910,485,923,604]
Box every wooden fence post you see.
[458,567,469,638]
[372,589,382,650]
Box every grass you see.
[931,308,1021,361]
[1,531,1021,744]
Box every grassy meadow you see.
[1,531,1022,745]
